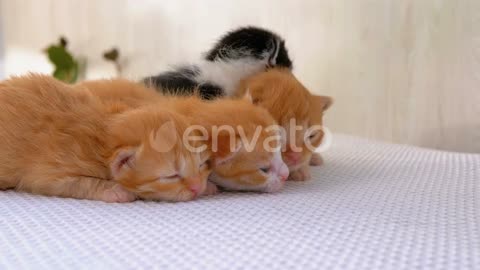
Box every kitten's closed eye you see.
[260,166,271,174]
[157,173,180,183]
[308,131,321,140]
[163,173,179,179]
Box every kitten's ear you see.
[310,95,333,124]
[110,146,139,180]
[311,95,333,112]
[243,88,261,104]
[243,89,253,103]
[211,134,243,166]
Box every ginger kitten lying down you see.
[236,68,333,181]
[159,96,290,193]
[80,79,290,193]
[0,75,238,202]
[142,26,332,181]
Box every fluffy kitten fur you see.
[82,80,290,193]
[142,26,332,180]
[158,96,289,193]
[236,68,333,181]
[144,26,292,99]
[0,75,216,202]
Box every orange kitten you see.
[0,75,223,202]
[237,68,333,181]
[82,80,289,193]
[161,95,289,193]
[79,79,163,110]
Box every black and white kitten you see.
[143,26,292,99]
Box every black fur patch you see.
[205,26,293,69]
[143,66,223,100]
[142,26,294,100]
[197,83,224,100]
[275,40,292,68]
[143,66,199,96]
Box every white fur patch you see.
[268,39,281,66]
[196,58,268,96]
[263,150,288,193]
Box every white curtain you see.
[0,18,4,79]
[1,0,479,152]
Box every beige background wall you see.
[1,0,479,153]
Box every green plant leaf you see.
[53,63,78,84]
[53,68,68,81]
[44,36,83,83]
[46,45,76,69]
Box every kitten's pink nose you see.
[272,155,290,181]
[185,177,203,197]
[279,164,289,181]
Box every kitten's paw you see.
[288,166,311,181]
[310,153,324,166]
[203,182,219,196]
[102,184,136,203]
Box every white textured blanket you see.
[1,135,479,270]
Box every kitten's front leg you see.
[19,175,136,203]
[202,181,219,196]
[102,183,137,203]
[60,177,136,203]
[309,153,324,166]
[0,177,18,190]
[288,164,312,181]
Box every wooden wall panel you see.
[1,0,479,152]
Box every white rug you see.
[1,135,479,270]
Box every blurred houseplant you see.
[44,37,79,83]
[103,47,123,77]
[44,37,124,83]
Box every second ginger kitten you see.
[237,68,333,181]
[80,79,290,193]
